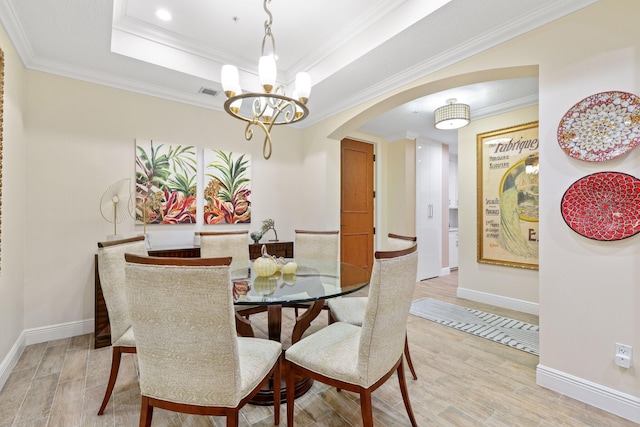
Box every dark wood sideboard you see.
[94,241,294,349]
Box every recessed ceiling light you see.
[155,9,172,21]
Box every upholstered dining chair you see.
[198,230,250,270]
[327,233,419,380]
[290,229,340,316]
[96,235,147,415]
[294,229,340,261]
[124,254,282,427]
[386,232,418,251]
[285,244,419,427]
[198,230,266,327]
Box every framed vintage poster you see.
[477,122,539,270]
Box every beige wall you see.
[0,0,637,418]
[380,137,416,241]
[21,72,307,328]
[441,144,449,269]
[535,1,640,400]
[458,105,539,306]
[304,0,639,411]
[0,26,26,374]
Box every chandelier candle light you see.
[221,0,311,160]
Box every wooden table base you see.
[240,300,326,405]
[248,366,313,406]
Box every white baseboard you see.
[440,267,451,276]
[25,319,94,345]
[0,331,26,391]
[1,319,94,391]
[457,287,539,315]
[537,364,640,424]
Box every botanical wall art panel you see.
[203,149,251,224]
[477,122,539,270]
[135,139,197,224]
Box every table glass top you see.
[231,259,370,305]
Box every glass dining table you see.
[230,258,371,404]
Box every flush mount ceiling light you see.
[221,0,311,160]
[434,98,470,130]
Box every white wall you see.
[0,26,26,387]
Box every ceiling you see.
[0,0,597,151]
[359,77,540,151]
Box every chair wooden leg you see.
[396,361,418,427]
[360,388,374,427]
[98,346,123,415]
[286,360,296,426]
[226,411,238,427]
[139,395,153,427]
[404,335,418,380]
[273,356,281,425]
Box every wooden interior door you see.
[340,138,374,272]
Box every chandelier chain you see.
[221,0,310,160]
[261,0,275,57]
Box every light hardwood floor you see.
[0,271,635,426]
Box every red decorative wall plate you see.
[561,172,640,241]
[557,91,640,162]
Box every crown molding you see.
[0,0,595,127]
[303,0,597,127]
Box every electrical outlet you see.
[615,343,633,368]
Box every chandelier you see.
[221,0,311,160]
[434,98,470,130]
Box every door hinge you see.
[373,190,376,198]
[373,154,376,162]
[373,227,376,235]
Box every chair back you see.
[97,235,147,344]
[198,230,249,270]
[124,254,240,407]
[358,244,418,386]
[294,230,339,261]
[385,233,417,251]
